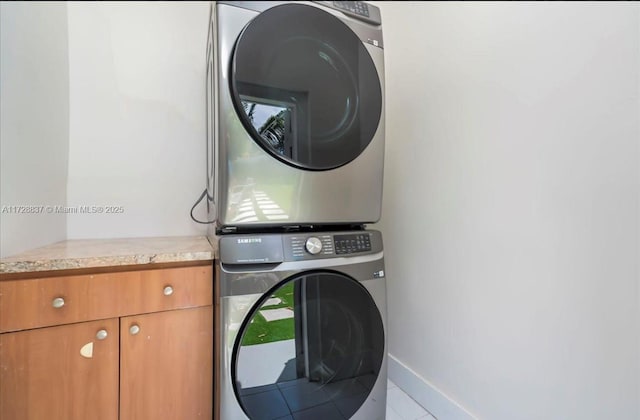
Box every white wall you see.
[377,3,639,419]
[0,2,70,257]
[66,2,210,239]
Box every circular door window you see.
[232,271,385,420]
[230,4,382,170]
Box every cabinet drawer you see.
[0,265,213,333]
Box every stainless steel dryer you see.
[206,1,385,232]
[215,230,387,420]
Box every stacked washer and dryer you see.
[206,2,387,419]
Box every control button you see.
[333,1,369,17]
[333,233,373,254]
[305,237,323,255]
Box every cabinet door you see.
[0,318,119,420]
[120,306,213,420]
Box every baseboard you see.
[387,354,478,420]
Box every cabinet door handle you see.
[52,297,65,308]
[129,324,141,335]
[163,285,174,296]
[96,329,108,340]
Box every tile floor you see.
[387,380,436,420]
[239,375,378,419]
[236,339,434,419]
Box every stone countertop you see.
[0,236,217,274]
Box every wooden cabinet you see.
[120,306,213,420]
[0,265,213,332]
[0,263,213,420]
[1,318,119,420]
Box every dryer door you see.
[233,271,384,420]
[230,3,382,171]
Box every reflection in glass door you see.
[231,3,382,170]
[233,272,384,420]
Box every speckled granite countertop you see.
[0,236,217,274]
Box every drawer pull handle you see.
[52,297,65,309]
[163,286,174,296]
[96,329,108,340]
[130,324,141,335]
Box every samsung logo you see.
[237,238,262,244]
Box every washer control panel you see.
[286,232,373,261]
[305,237,323,255]
[334,233,372,254]
[332,1,369,18]
[221,231,382,265]
[290,234,334,259]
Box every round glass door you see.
[233,272,384,420]
[230,3,382,170]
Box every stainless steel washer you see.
[215,229,387,419]
[206,1,385,232]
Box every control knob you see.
[305,237,323,255]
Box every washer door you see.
[232,271,385,420]
[230,3,382,171]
